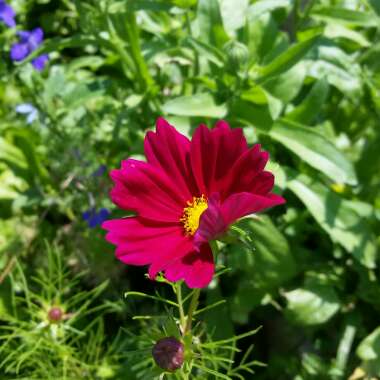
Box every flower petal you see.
[32,54,49,71]
[103,217,190,267]
[110,159,186,222]
[194,192,285,247]
[164,244,214,288]
[0,3,16,28]
[190,121,248,197]
[144,117,198,199]
[220,192,285,224]
[193,193,226,250]
[15,103,36,114]
[10,42,29,61]
[222,144,271,196]
[29,27,44,49]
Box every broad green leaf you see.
[287,174,377,268]
[269,119,357,185]
[240,86,283,119]
[249,0,291,19]
[239,217,296,289]
[121,0,174,11]
[325,24,370,47]
[284,280,340,325]
[256,34,320,81]
[263,62,307,102]
[245,12,279,63]
[219,0,249,35]
[62,81,107,108]
[0,138,27,170]
[162,93,227,117]
[263,90,283,119]
[229,98,273,131]
[228,217,297,323]
[311,7,380,27]
[197,0,229,48]
[357,327,380,361]
[307,60,361,95]
[184,37,225,67]
[369,0,380,15]
[286,78,329,124]
[26,36,113,63]
[0,174,21,200]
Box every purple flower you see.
[16,103,38,124]
[82,208,110,228]
[10,27,49,71]
[0,1,16,28]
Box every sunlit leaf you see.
[269,119,357,185]
[284,280,340,325]
[163,93,227,117]
[287,173,377,268]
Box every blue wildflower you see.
[92,164,107,177]
[15,103,38,124]
[0,0,16,28]
[82,208,110,228]
[10,27,49,71]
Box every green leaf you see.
[357,327,380,361]
[369,0,380,15]
[0,138,27,170]
[249,0,291,19]
[240,217,297,289]
[287,174,377,268]
[229,98,273,131]
[286,78,329,124]
[311,7,380,27]
[219,0,249,35]
[184,37,225,67]
[284,280,340,326]
[197,0,229,48]
[126,0,174,11]
[269,119,357,185]
[162,93,227,117]
[228,217,297,323]
[62,81,107,108]
[0,277,13,319]
[307,60,361,96]
[257,34,320,81]
[245,12,279,63]
[324,24,370,47]
[263,62,307,102]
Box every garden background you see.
[0,0,380,379]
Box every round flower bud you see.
[152,337,184,371]
[223,40,249,71]
[48,307,63,323]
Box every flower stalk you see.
[184,289,200,336]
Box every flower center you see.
[180,195,208,236]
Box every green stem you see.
[184,289,201,335]
[124,11,155,92]
[175,282,186,332]
[106,16,134,81]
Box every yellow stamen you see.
[180,195,208,236]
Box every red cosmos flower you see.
[102,118,285,288]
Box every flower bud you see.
[223,40,249,71]
[48,307,63,323]
[152,337,184,371]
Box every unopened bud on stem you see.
[152,337,184,371]
[48,307,63,323]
